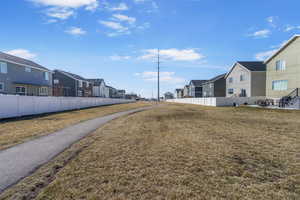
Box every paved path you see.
[0,106,155,193]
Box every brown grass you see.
[0,102,151,150]
[1,104,300,200]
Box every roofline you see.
[0,58,52,73]
[225,62,251,79]
[264,34,300,64]
[55,70,89,82]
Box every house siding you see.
[251,71,266,97]
[266,37,300,98]
[226,63,251,97]
[0,61,52,96]
[53,71,77,96]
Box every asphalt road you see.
[0,106,154,193]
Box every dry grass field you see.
[1,104,300,200]
[0,102,151,150]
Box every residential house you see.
[117,90,126,99]
[87,78,109,98]
[0,51,52,96]
[175,88,183,98]
[202,74,226,97]
[189,80,207,97]
[164,92,174,100]
[52,70,92,97]
[107,86,118,98]
[265,35,300,98]
[225,61,266,97]
[183,85,190,97]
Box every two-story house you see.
[0,52,52,96]
[52,70,92,97]
[265,35,300,99]
[175,89,183,99]
[226,61,266,97]
[189,80,207,97]
[183,85,190,97]
[202,74,226,97]
[87,79,109,98]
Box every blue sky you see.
[1,0,300,98]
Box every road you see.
[0,106,154,193]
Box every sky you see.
[1,0,300,98]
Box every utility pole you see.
[157,48,160,102]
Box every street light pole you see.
[157,49,160,102]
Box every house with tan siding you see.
[225,62,266,97]
[265,35,300,99]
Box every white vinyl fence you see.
[167,97,265,107]
[0,95,135,119]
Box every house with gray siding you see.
[175,88,183,98]
[53,70,92,97]
[183,85,190,97]
[202,74,226,97]
[0,51,52,96]
[189,80,207,97]
[87,79,109,98]
[225,61,266,97]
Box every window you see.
[44,72,49,81]
[240,74,246,81]
[0,62,7,74]
[39,87,48,96]
[228,88,234,94]
[240,89,247,97]
[0,82,4,91]
[78,80,83,88]
[25,67,31,72]
[276,60,286,71]
[228,77,233,83]
[16,86,26,95]
[77,90,83,96]
[53,79,59,84]
[272,80,288,91]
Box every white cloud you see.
[110,55,131,61]
[108,3,129,11]
[5,49,37,60]
[65,27,86,35]
[266,16,277,28]
[255,49,277,61]
[139,48,205,62]
[30,0,98,21]
[284,25,300,32]
[249,29,271,38]
[135,71,185,84]
[99,21,127,30]
[255,38,289,61]
[112,14,136,24]
[45,7,74,20]
[31,0,99,9]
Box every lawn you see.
[0,102,151,150]
[1,104,299,200]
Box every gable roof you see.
[207,73,226,83]
[225,61,266,78]
[0,51,51,72]
[55,70,87,81]
[265,35,300,64]
[237,61,266,71]
[190,80,207,87]
[86,78,104,83]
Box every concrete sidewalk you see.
[0,106,154,193]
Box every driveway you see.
[0,106,155,193]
